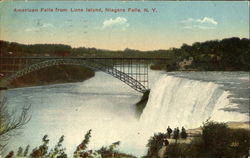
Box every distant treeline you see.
[0,40,173,59]
[1,37,249,71]
[171,37,250,71]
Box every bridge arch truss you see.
[0,57,152,93]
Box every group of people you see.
[167,126,188,140]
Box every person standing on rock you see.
[167,126,172,138]
[181,126,188,139]
[173,128,180,141]
[176,127,180,138]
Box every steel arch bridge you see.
[0,57,167,93]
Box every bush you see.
[145,132,168,158]
[162,121,250,158]
[30,135,50,158]
[225,128,250,158]
[9,130,135,158]
[201,121,249,158]
[201,121,231,157]
[164,143,190,158]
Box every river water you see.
[1,71,249,157]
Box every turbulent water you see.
[140,72,249,131]
[1,71,249,157]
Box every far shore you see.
[187,121,250,137]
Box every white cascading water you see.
[139,74,248,131]
[3,72,248,157]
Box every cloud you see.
[102,17,129,30]
[197,17,218,25]
[182,17,218,30]
[25,27,40,32]
[42,23,54,28]
[183,25,216,30]
[183,17,218,25]
[25,23,54,32]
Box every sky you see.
[0,1,249,51]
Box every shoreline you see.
[187,121,250,136]
[5,65,95,89]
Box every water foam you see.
[140,74,248,132]
[3,72,248,157]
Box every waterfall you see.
[4,72,248,157]
[139,74,248,132]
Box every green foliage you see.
[201,121,231,157]
[226,128,250,158]
[1,37,249,71]
[146,132,168,158]
[48,135,67,158]
[161,121,250,158]
[17,146,23,156]
[23,145,30,157]
[200,121,250,158]
[164,143,190,158]
[0,41,71,56]
[97,141,136,158]
[30,135,50,158]
[174,37,250,71]
[187,137,204,157]
[108,141,120,152]
[0,40,172,59]
[10,132,137,158]
[74,129,92,158]
[97,141,121,158]
[5,151,14,158]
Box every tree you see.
[30,135,50,158]
[225,128,250,158]
[23,145,30,157]
[163,121,249,157]
[74,129,92,158]
[97,141,121,158]
[17,146,23,156]
[146,132,167,158]
[202,121,231,157]
[97,141,137,158]
[0,97,31,152]
[108,141,120,152]
[5,151,14,158]
[48,135,67,158]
